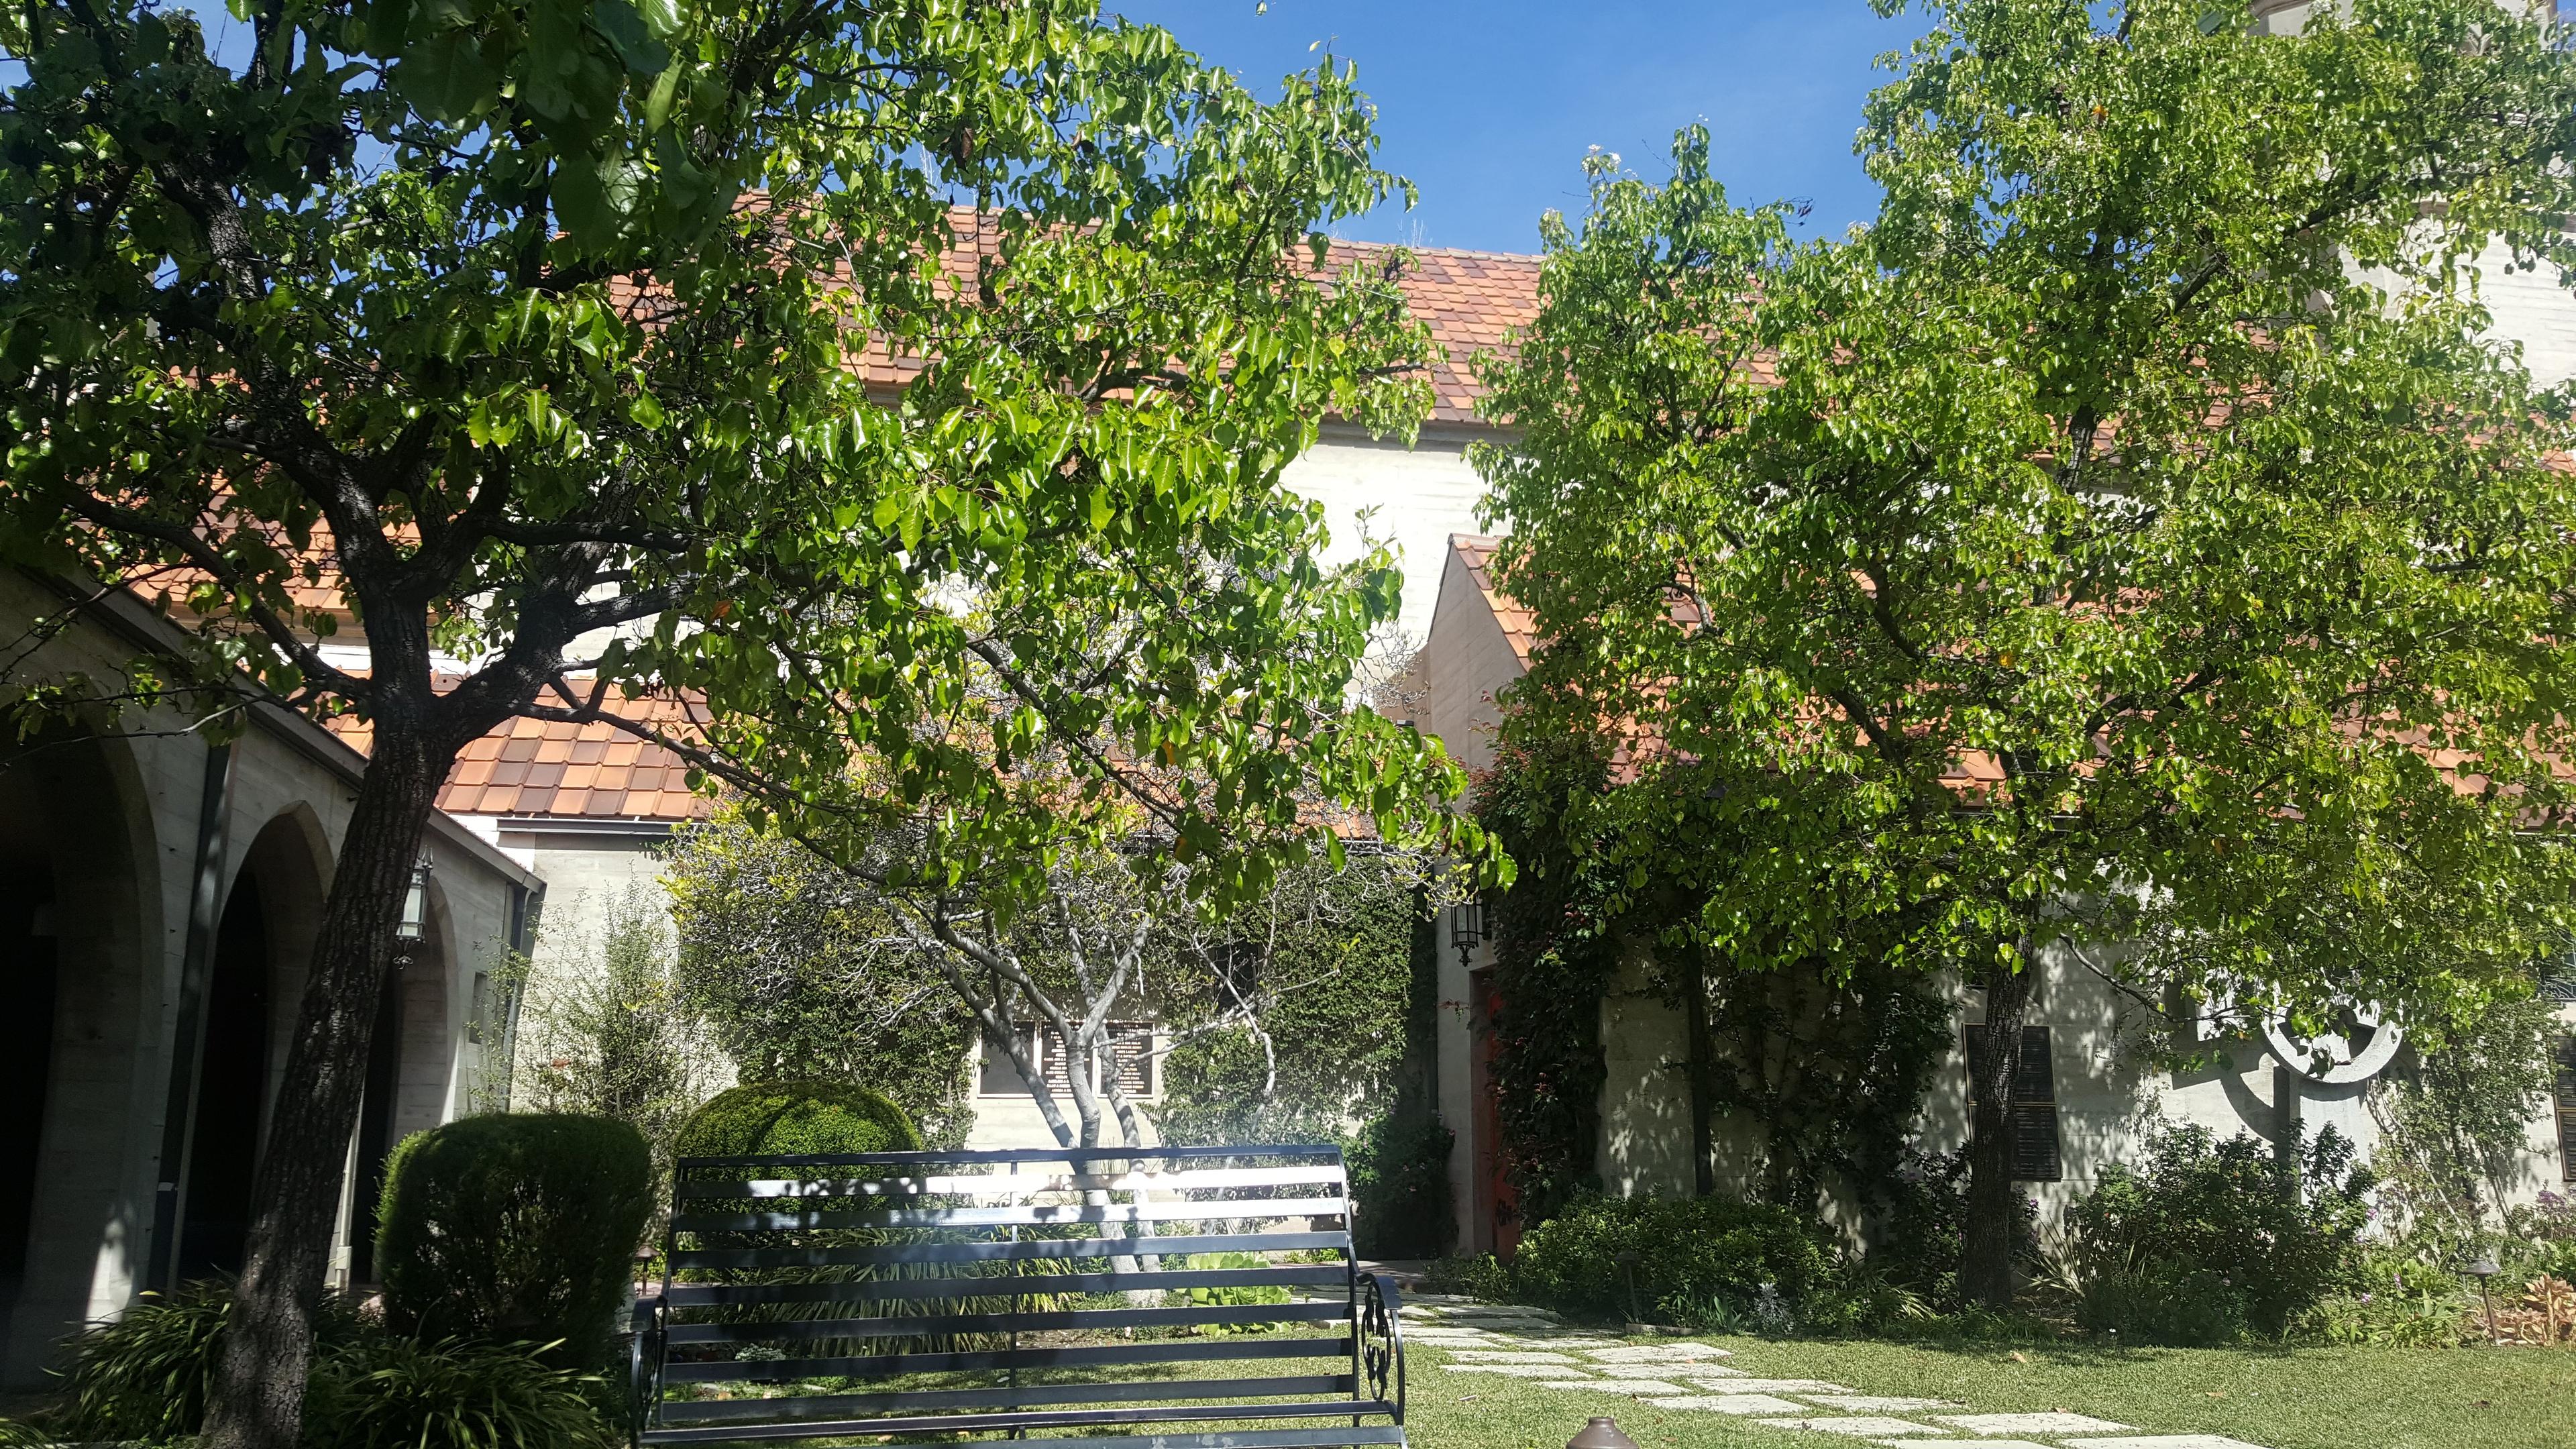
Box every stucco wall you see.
[1283,427,1491,653]
[1582,939,2576,1232]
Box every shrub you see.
[1350,1110,1455,1260]
[2065,1122,2371,1340]
[1868,1145,2037,1311]
[307,1332,617,1449]
[1166,1252,1290,1334]
[674,1079,923,1159]
[2074,1265,2248,1346]
[1508,1193,1843,1327]
[377,1114,653,1368]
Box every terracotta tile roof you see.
[441,688,712,822]
[1449,533,1536,665]
[326,683,714,824]
[822,209,1542,426]
[1333,246,1543,425]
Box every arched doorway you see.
[0,775,62,1327]
[0,731,152,1387]
[174,873,270,1281]
[171,810,329,1285]
[347,869,448,1287]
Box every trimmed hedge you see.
[376,1114,653,1367]
[674,1079,923,1158]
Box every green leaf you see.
[594,0,671,75]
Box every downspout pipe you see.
[492,881,545,1112]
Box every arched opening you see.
[0,777,62,1320]
[176,869,272,1281]
[0,730,152,1387]
[347,869,449,1287]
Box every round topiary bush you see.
[674,1080,923,1158]
[376,1113,653,1367]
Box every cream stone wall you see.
[1582,945,2575,1232]
[1595,949,1697,1200]
[1400,545,1527,775]
[1282,426,1491,653]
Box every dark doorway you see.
[0,875,61,1311]
[347,970,404,1285]
[177,875,271,1281]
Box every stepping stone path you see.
[1397,1295,2279,1449]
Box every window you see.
[2555,1033,2576,1185]
[1966,1024,2063,1182]
[979,1022,1156,1098]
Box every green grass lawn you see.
[1402,1335,2576,1449]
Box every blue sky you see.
[1110,1,1932,255]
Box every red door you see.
[1467,967,1520,1257]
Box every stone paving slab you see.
[1540,1378,1695,1396]
[1586,1342,1732,1362]
[1682,1364,1750,1377]
[1448,1350,1578,1363]
[1645,1394,1813,1415]
[1683,1379,1856,1395]
[1758,1415,1947,1436]
[2059,1438,2270,1449]
[1803,1396,1955,1413]
[1442,1364,1567,1378]
[1874,1441,2057,1449]
[1937,1413,2137,1436]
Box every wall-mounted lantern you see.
[394,855,431,965]
[1450,899,1484,969]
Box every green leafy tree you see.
[0,0,1481,1439]
[663,806,978,1145]
[1157,847,1430,1143]
[2367,989,2564,1258]
[511,885,721,1169]
[1477,0,2576,1306]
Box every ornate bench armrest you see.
[628,1293,667,1446]
[1356,1271,1406,1425]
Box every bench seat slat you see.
[663,1265,1348,1307]
[659,1334,1353,1382]
[663,1301,1350,1344]
[644,1408,1401,1445]
[674,1145,1346,1169]
[670,1230,1348,1271]
[677,1165,1349,1199]
[655,1375,1356,1419]
[644,1413,1411,1433]
[672,1196,1349,1233]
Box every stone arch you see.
[173,808,327,1283]
[0,731,156,1385]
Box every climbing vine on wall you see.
[1474,736,1623,1226]
[1477,735,1951,1228]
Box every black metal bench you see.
[629,1143,1405,1449]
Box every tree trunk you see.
[201,724,451,1449]
[1961,957,2034,1310]
[1680,945,1716,1197]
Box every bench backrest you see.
[637,1143,1403,1445]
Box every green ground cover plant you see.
[46,1278,614,1448]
